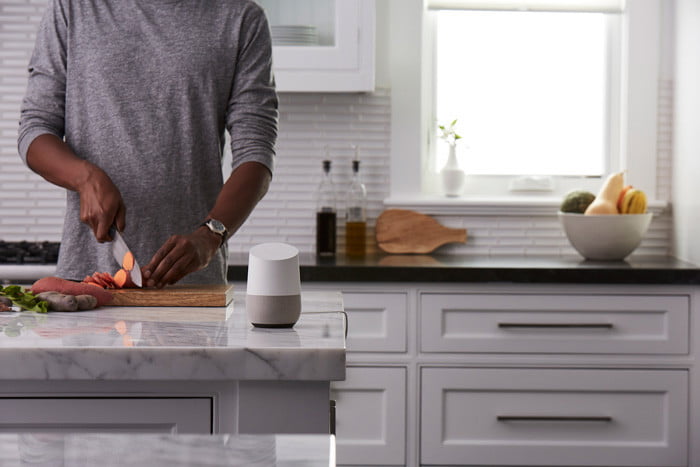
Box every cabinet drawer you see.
[343,292,407,352]
[420,293,689,354]
[331,366,406,465]
[0,398,212,434]
[421,368,688,466]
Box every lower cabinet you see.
[421,368,688,466]
[331,366,406,465]
[307,282,698,466]
[0,398,212,434]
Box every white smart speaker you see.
[246,242,301,328]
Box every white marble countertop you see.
[0,433,334,466]
[0,291,346,381]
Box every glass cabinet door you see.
[255,0,375,92]
[257,0,336,47]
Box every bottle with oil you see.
[345,158,367,257]
[316,159,337,256]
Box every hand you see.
[142,227,220,288]
[77,165,126,242]
[24,135,126,242]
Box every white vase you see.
[440,144,465,197]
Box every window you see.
[433,10,613,177]
[384,0,662,208]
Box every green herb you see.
[0,285,49,313]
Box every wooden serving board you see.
[375,209,467,254]
[109,284,234,307]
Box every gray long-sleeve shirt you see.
[18,0,278,284]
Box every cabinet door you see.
[421,368,688,466]
[256,0,375,91]
[331,366,405,465]
[0,398,212,434]
[343,292,407,352]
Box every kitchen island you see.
[0,290,345,435]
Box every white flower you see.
[438,119,462,147]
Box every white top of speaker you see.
[247,242,301,296]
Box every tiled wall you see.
[0,1,673,258]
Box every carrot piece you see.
[102,272,117,288]
[122,251,135,271]
[113,269,127,288]
[91,273,108,288]
[113,268,136,289]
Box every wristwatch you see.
[201,218,228,246]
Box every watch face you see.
[207,219,226,235]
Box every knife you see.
[109,226,143,288]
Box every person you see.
[17,0,278,288]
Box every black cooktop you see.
[0,241,60,264]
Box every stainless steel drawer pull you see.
[497,415,613,422]
[498,322,614,329]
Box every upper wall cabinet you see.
[256,0,375,92]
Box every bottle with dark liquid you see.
[316,159,337,256]
[345,158,367,257]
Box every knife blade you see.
[109,226,143,288]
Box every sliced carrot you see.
[113,268,136,289]
[113,269,127,288]
[122,251,135,272]
[90,273,108,288]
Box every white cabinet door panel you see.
[421,368,688,466]
[421,293,690,354]
[343,292,407,352]
[0,398,212,434]
[331,366,405,465]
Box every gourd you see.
[560,190,595,213]
[584,172,624,215]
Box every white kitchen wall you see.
[0,0,674,258]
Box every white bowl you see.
[558,212,653,261]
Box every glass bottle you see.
[345,158,367,257]
[316,159,337,256]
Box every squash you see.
[584,172,624,215]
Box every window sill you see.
[383,195,669,216]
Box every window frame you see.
[384,0,663,214]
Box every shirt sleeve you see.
[226,4,279,176]
[17,0,68,164]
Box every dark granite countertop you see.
[226,254,700,285]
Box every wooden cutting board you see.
[109,284,234,307]
[375,209,467,254]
